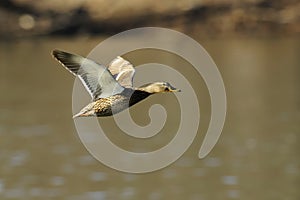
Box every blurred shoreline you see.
[0,0,299,40]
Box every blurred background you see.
[0,0,299,199]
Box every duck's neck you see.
[129,89,152,106]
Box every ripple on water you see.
[61,163,75,174]
[203,157,222,167]
[29,187,43,197]
[44,188,62,197]
[89,171,108,182]
[284,163,299,175]
[162,168,177,179]
[245,138,257,150]
[148,191,163,200]
[0,179,4,194]
[221,176,238,185]
[175,157,194,167]
[9,151,29,167]
[189,194,204,200]
[0,125,4,136]
[122,174,137,182]
[4,188,25,199]
[17,125,50,137]
[20,175,38,185]
[226,189,240,199]
[78,155,96,165]
[121,187,136,199]
[193,168,206,177]
[52,145,72,155]
[50,176,65,186]
[85,191,106,200]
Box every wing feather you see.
[52,49,124,100]
[108,56,135,88]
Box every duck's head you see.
[139,82,181,94]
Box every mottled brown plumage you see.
[52,49,180,118]
[84,88,151,117]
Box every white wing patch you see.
[108,56,135,88]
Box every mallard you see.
[52,50,180,118]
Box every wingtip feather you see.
[51,49,84,76]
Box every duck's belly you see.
[93,95,130,117]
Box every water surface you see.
[0,36,299,199]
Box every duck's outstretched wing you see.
[52,49,124,100]
[108,56,135,88]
